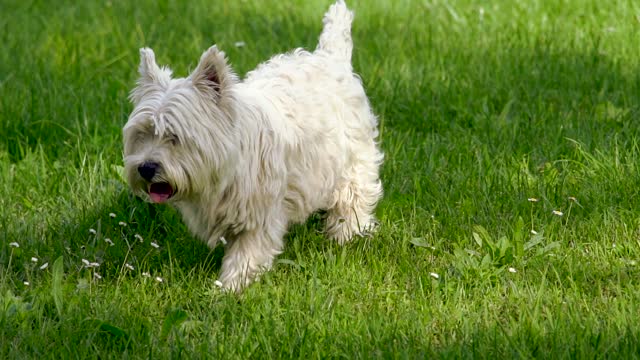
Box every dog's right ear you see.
[130,48,172,105]
[191,45,236,97]
[138,48,163,84]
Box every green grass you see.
[2,0,640,357]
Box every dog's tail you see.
[316,0,353,62]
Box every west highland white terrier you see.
[123,0,383,291]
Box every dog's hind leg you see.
[325,148,383,245]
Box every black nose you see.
[138,161,159,181]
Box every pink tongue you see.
[149,192,170,203]
[148,183,173,203]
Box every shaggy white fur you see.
[123,0,383,291]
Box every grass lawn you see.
[2,0,640,358]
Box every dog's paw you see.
[358,219,379,238]
[215,275,252,293]
[214,279,237,293]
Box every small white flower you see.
[142,272,151,277]
[118,221,127,227]
[150,242,160,249]
[214,280,224,287]
[105,238,114,246]
[219,236,227,245]
[82,259,90,266]
[94,272,102,279]
[552,210,564,216]
[612,243,617,248]
[31,257,38,263]
[89,228,97,235]
[9,242,19,248]
[429,272,440,279]
[23,281,30,286]
[234,41,246,48]
[125,263,134,271]
[568,196,577,202]
[508,267,517,273]
[39,262,49,270]
[134,234,143,242]
[527,198,539,202]
[89,262,100,268]
[531,229,538,235]
[109,213,116,218]
[155,277,164,283]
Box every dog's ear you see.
[138,48,163,83]
[130,48,172,105]
[191,45,235,97]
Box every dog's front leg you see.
[217,221,285,292]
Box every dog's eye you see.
[135,131,148,143]
[168,134,179,146]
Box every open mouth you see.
[148,182,174,203]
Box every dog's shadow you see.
[9,184,332,283]
[3,187,222,282]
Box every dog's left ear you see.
[191,45,235,97]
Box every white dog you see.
[123,0,383,291]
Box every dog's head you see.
[123,46,238,203]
